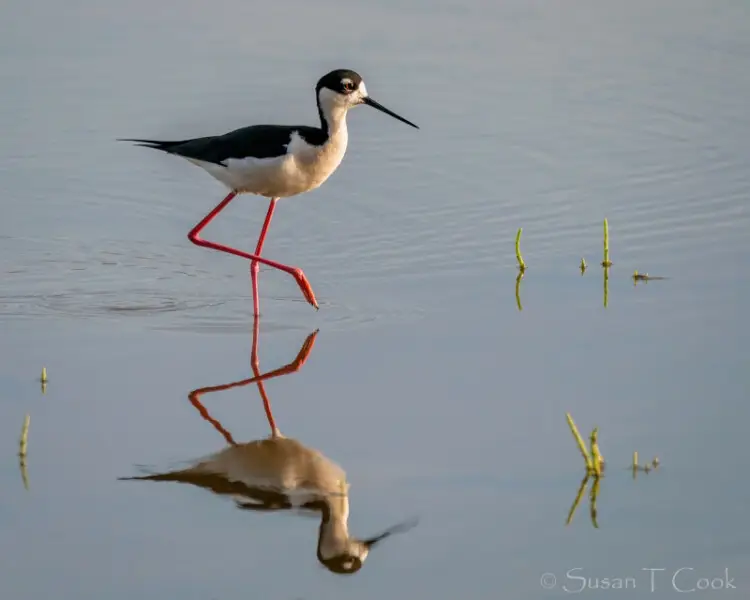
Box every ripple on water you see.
[0,277,430,335]
[0,288,228,320]
[0,236,429,334]
[0,238,225,325]
[150,289,429,335]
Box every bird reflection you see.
[121,316,416,575]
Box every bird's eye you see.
[342,81,354,92]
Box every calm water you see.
[2,0,749,597]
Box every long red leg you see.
[250,197,278,318]
[187,192,318,312]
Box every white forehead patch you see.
[358,81,368,97]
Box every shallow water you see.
[2,0,749,598]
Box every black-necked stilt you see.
[120,69,418,316]
[121,316,417,575]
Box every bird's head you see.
[317,516,419,575]
[315,69,418,129]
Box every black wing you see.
[119,124,327,165]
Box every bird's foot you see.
[291,267,319,310]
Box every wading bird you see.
[120,69,418,316]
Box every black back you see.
[120,69,364,165]
[121,124,327,165]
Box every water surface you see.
[1,0,749,598]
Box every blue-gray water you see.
[2,0,749,597]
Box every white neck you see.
[317,490,351,558]
[326,106,348,136]
[316,88,351,137]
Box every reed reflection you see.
[565,474,601,529]
[515,271,523,311]
[121,317,416,575]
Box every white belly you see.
[196,438,348,496]
[187,128,349,198]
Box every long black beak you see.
[363,517,419,549]
[362,97,419,129]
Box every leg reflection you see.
[188,316,319,443]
